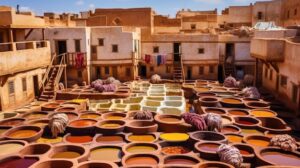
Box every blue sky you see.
[1,0,266,17]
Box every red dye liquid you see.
[66,135,93,143]
[236,120,255,125]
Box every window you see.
[199,66,204,75]
[91,46,97,54]
[8,81,15,95]
[113,18,121,25]
[98,38,104,46]
[112,45,118,53]
[295,9,298,16]
[75,40,81,52]
[105,67,110,75]
[191,24,196,30]
[126,68,131,77]
[153,46,159,53]
[280,75,288,88]
[264,67,268,78]
[287,10,290,19]
[269,70,273,81]
[209,65,214,73]
[150,66,154,72]
[257,12,263,20]
[22,78,27,92]
[198,48,205,54]
[166,66,171,73]
[292,84,299,103]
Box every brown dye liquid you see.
[229,110,248,116]
[101,123,121,128]
[247,139,269,147]
[236,120,256,125]
[126,156,158,165]
[0,120,23,126]
[165,158,197,165]
[80,114,100,119]
[127,146,156,153]
[206,109,225,114]
[52,151,81,159]
[106,116,124,120]
[222,98,242,104]
[96,135,124,144]
[161,117,180,122]
[262,152,300,166]
[128,135,155,142]
[90,148,121,161]
[198,143,219,152]
[8,130,38,138]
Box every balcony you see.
[250,38,285,62]
[0,41,51,76]
[65,52,87,68]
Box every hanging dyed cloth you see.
[157,55,162,66]
[161,55,166,64]
[75,53,84,69]
[145,54,151,64]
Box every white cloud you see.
[89,4,95,10]
[19,6,32,12]
[76,0,84,6]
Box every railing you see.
[180,53,185,83]
[53,55,66,99]
[39,53,66,96]
[0,41,48,52]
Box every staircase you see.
[173,65,183,81]
[39,54,66,101]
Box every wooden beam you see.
[25,29,33,40]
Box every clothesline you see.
[144,54,167,66]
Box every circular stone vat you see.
[190,131,227,144]
[126,121,158,134]
[4,125,42,142]
[221,115,234,125]
[199,97,219,107]
[67,119,97,134]
[122,154,160,166]
[196,92,217,98]
[37,136,63,144]
[250,109,277,117]
[49,144,88,162]
[124,143,160,154]
[243,135,270,148]
[32,160,74,168]
[27,119,49,127]
[0,112,18,120]
[0,140,27,156]
[228,109,249,116]
[221,125,241,134]
[90,145,122,163]
[241,128,264,136]
[234,116,261,128]
[96,120,126,134]
[195,142,222,160]
[95,134,126,144]
[256,147,300,166]
[22,111,48,120]
[204,108,227,115]
[0,156,39,168]
[19,143,51,155]
[163,155,200,166]
[245,101,270,109]
[77,161,118,168]
[232,143,255,162]
[55,107,78,113]
[127,134,157,143]
[102,112,127,120]
[0,118,25,126]
[49,112,79,121]
[41,102,61,111]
